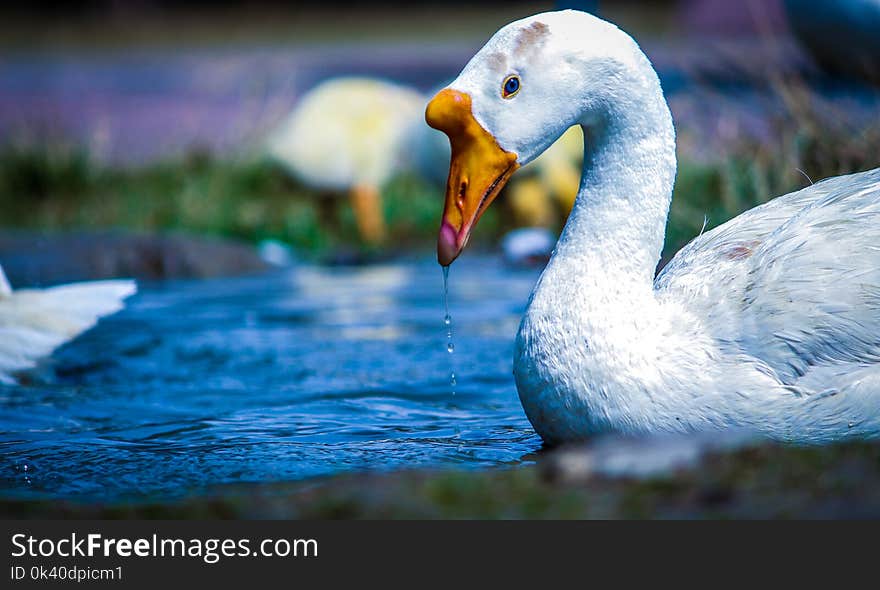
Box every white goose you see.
[426,10,880,444]
[0,264,135,384]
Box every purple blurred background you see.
[2,0,877,165]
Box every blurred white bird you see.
[0,264,136,384]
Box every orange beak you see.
[426,89,519,266]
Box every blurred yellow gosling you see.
[507,177,555,228]
[509,125,584,226]
[533,125,583,217]
[268,77,424,245]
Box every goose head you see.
[426,10,647,265]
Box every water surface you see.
[0,256,543,502]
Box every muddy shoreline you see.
[5,438,880,519]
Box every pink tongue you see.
[437,222,459,266]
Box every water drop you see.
[442,265,456,395]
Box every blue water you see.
[0,256,544,502]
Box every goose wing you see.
[657,168,880,386]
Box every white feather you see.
[0,266,136,383]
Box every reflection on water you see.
[0,256,543,501]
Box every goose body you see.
[0,265,135,384]
[425,10,880,444]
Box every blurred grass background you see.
[3,94,876,262]
[0,148,452,258]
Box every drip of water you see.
[442,265,456,395]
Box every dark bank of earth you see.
[0,230,269,285]
[5,440,880,519]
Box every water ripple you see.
[0,256,543,501]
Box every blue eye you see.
[502,75,521,98]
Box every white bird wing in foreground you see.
[657,168,880,393]
[0,271,137,383]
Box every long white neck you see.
[535,63,676,306]
[515,58,678,440]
